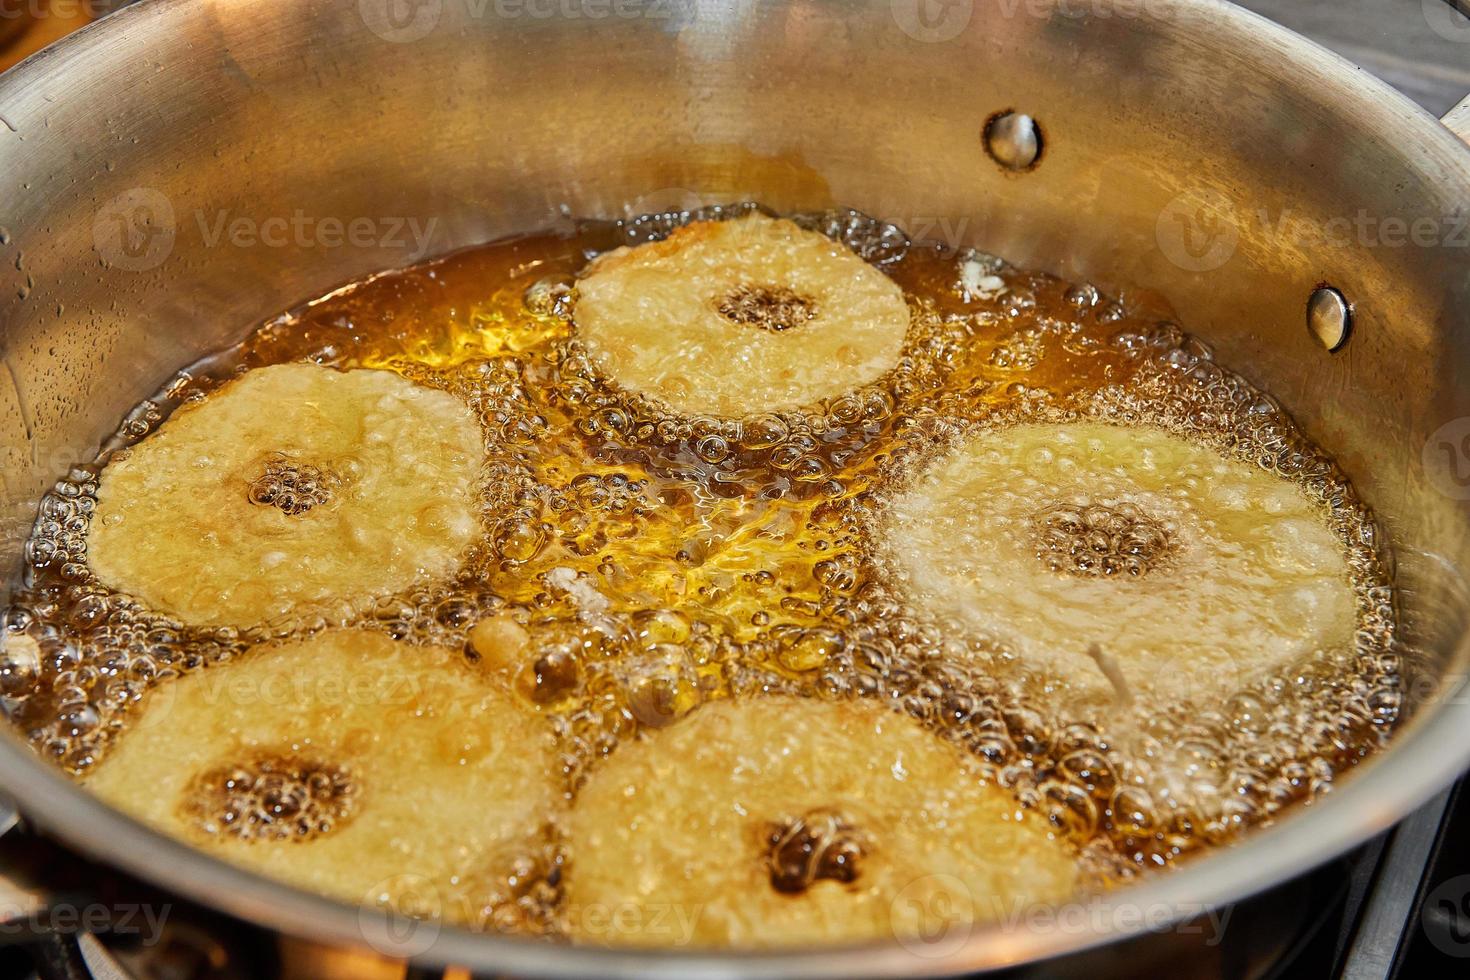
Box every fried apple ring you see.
[562,696,1076,948]
[85,631,561,926]
[573,213,911,417]
[87,363,483,628]
[879,422,1357,712]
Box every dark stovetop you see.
[1237,0,1470,117]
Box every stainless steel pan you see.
[1,0,1469,975]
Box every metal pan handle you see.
[1446,95,1470,145]
[1430,0,1470,142]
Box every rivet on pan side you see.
[1307,286,1352,352]
[983,111,1042,171]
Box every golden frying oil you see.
[4,207,1399,911]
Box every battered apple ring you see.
[85,631,562,927]
[562,696,1077,948]
[878,422,1357,712]
[86,363,484,628]
[572,213,911,417]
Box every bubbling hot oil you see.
[180,752,358,843]
[3,207,1398,920]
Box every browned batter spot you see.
[716,285,819,333]
[1031,501,1175,578]
[179,752,357,842]
[765,809,869,894]
[247,454,340,516]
